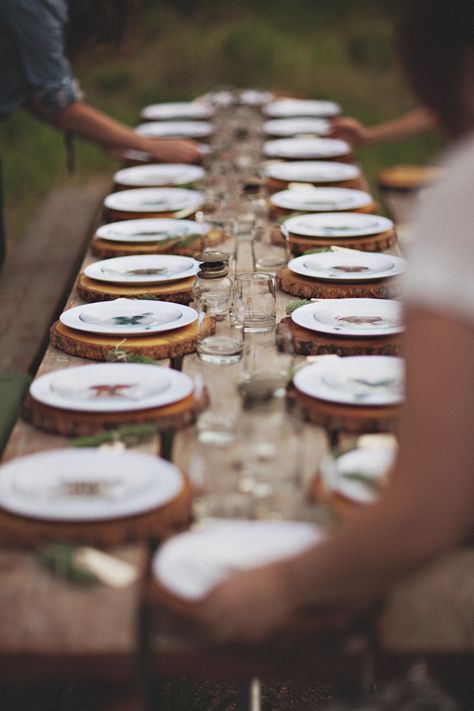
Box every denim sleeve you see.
[1,0,83,115]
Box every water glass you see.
[251,223,289,273]
[230,271,276,333]
[196,299,244,365]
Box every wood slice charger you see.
[277,316,402,357]
[0,476,193,547]
[90,228,226,260]
[286,228,397,256]
[50,316,214,362]
[77,273,195,304]
[270,200,378,220]
[286,383,401,434]
[266,176,364,193]
[276,267,400,300]
[103,208,199,222]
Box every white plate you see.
[30,363,194,413]
[239,89,273,106]
[60,299,197,336]
[293,356,404,406]
[96,218,208,244]
[264,137,350,160]
[0,449,183,522]
[282,212,394,238]
[271,187,372,212]
[288,249,405,281]
[265,161,360,184]
[104,188,203,215]
[264,98,341,118]
[153,520,324,601]
[292,299,404,337]
[320,445,396,504]
[85,254,198,285]
[263,118,330,137]
[141,102,214,121]
[113,164,205,188]
[135,121,213,139]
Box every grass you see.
[0,0,443,247]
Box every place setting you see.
[264,160,362,192]
[278,298,404,357]
[0,448,192,546]
[77,253,199,304]
[263,136,352,161]
[269,186,377,217]
[90,218,218,259]
[135,121,214,140]
[263,98,342,118]
[112,164,205,191]
[103,187,204,221]
[263,117,331,138]
[287,355,404,433]
[280,211,398,255]
[276,246,405,299]
[50,297,213,362]
[22,361,201,437]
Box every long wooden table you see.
[0,101,472,710]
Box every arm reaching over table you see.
[328,107,437,146]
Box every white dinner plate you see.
[293,356,404,406]
[85,255,198,285]
[288,249,405,281]
[135,121,213,139]
[96,218,208,245]
[265,161,360,184]
[153,520,324,601]
[263,118,330,137]
[264,137,351,160]
[239,88,273,106]
[60,299,197,336]
[104,188,203,215]
[30,362,194,413]
[141,102,214,121]
[113,164,205,188]
[320,444,396,504]
[291,299,404,337]
[271,187,373,212]
[282,212,394,238]
[264,98,341,118]
[0,449,183,522]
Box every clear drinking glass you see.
[196,298,244,365]
[251,223,289,273]
[230,271,276,333]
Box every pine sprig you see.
[106,345,161,365]
[286,299,310,315]
[39,543,98,586]
[72,423,158,448]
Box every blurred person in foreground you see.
[196,0,474,644]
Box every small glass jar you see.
[192,251,233,319]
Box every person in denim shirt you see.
[0,0,201,265]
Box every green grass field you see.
[0,0,443,246]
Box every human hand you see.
[328,116,372,146]
[146,137,203,164]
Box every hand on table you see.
[146,137,203,164]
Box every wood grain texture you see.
[278,316,402,357]
[90,229,224,260]
[270,200,378,219]
[104,208,198,222]
[265,176,364,193]
[77,274,195,304]
[276,267,400,299]
[287,228,397,256]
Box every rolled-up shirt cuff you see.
[34,75,84,115]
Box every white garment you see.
[404,133,474,323]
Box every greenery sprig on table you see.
[39,543,98,586]
[72,423,158,448]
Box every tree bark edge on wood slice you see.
[276,267,400,299]
[265,177,364,193]
[278,317,402,357]
[270,201,378,219]
[76,274,195,304]
[286,229,397,255]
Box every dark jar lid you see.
[196,251,230,278]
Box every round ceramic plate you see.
[292,299,404,337]
[288,250,405,281]
[153,520,324,601]
[293,356,404,406]
[104,188,203,215]
[263,118,330,137]
[271,187,372,212]
[0,449,183,522]
[265,161,360,184]
[264,137,350,160]
[30,362,194,413]
[60,298,197,337]
[320,445,396,504]
[85,255,198,285]
[282,212,394,238]
[135,121,213,139]
[141,102,214,121]
[239,88,273,106]
[96,218,208,245]
[264,98,341,118]
[113,164,205,188]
